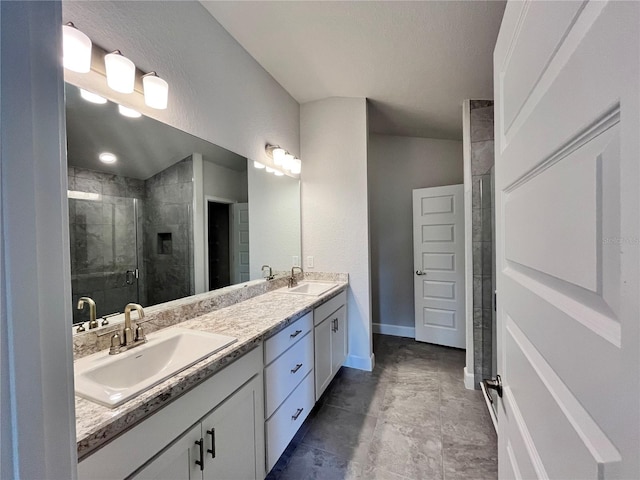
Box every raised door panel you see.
[330,305,347,375]
[202,376,261,480]
[314,317,332,401]
[130,424,202,480]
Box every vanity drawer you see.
[264,331,313,418]
[313,290,347,326]
[265,370,315,471]
[264,311,312,365]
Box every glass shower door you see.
[70,194,140,324]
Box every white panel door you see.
[231,203,249,283]
[412,185,465,348]
[494,1,639,478]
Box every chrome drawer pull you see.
[292,408,304,421]
[290,329,303,338]
[291,363,303,374]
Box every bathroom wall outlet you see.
[292,256,300,267]
[306,256,314,269]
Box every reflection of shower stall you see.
[69,194,140,324]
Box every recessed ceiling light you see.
[99,152,117,164]
[80,89,107,104]
[118,105,141,118]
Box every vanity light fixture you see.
[118,105,142,118]
[142,72,169,110]
[254,161,266,169]
[99,152,117,164]
[104,50,136,94]
[282,153,295,171]
[264,144,301,175]
[265,144,286,166]
[80,89,107,104]
[62,22,92,73]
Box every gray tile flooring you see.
[266,334,497,480]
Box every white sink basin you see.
[282,281,339,296]
[74,328,237,408]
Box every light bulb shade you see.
[253,161,266,169]
[291,158,302,174]
[266,166,275,173]
[143,73,169,109]
[273,148,286,165]
[104,51,135,93]
[283,153,294,171]
[274,171,284,176]
[63,24,92,73]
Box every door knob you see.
[416,270,427,276]
[482,375,503,398]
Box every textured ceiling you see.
[202,1,505,140]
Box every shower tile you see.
[75,200,104,225]
[471,141,494,176]
[472,209,482,242]
[177,160,193,183]
[470,100,493,110]
[482,242,492,274]
[473,275,482,309]
[75,177,102,195]
[74,169,103,182]
[482,277,493,311]
[68,175,76,191]
[125,178,145,199]
[103,175,126,196]
[472,176,481,208]
[473,242,482,275]
[470,106,494,143]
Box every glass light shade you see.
[104,51,135,94]
[99,152,117,164]
[272,148,286,166]
[80,89,107,104]
[291,158,302,175]
[283,153,294,171]
[253,161,265,169]
[143,74,169,109]
[118,105,141,118]
[265,166,275,173]
[274,170,284,176]
[63,24,92,73]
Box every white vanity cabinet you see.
[77,346,265,480]
[313,290,348,400]
[133,374,261,480]
[263,312,315,471]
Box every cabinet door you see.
[314,316,333,400]
[331,305,348,375]
[202,375,261,480]
[131,424,203,480]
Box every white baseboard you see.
[344,352,374,371]
[464,366,476,390]
[372,323,415,338]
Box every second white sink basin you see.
[74,328,237,408]
[282,281,339,296]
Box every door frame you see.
[204,195,235,292]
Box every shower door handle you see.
[125,269,139,285]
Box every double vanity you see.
[74,276,348,479]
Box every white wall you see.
[301,97,373,370]
[62,1,300,163]
[203,160,248,203]
[248,165,301,279]
[368,134,463,336]
[1,2,77,478]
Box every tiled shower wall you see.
[143,157,194,306]
[469,100,495,385]
[68,167,145,323]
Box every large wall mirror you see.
[65,84,301,324]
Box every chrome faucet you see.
[77,297,98,330]
[261,264,274,280]
[289,266,304,288]
[109,303,146,355]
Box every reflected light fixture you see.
[142,72,169,110]
[273,148,286,166]
[291,158,302,175]
[254,161,266,169]
[99,152,117,164]
[265,166,275,173]
[283,153,294,171]
[274,171,284,176]
[118,105,142,118]
[80,89,107,104]
[62,22,92,73]
[104,50,135,93]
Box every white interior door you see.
[413,184,465,348]
[494,1,639,478]
[231,203,249,283]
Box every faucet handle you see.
[135,325,146,342]
[109,332,121,355]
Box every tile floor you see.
[266,334,497,480]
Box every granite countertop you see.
[75,282,348,460]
